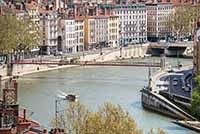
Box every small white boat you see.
[58,92,79,102]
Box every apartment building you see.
[25,1,41,48]
[95,16,109,48]
[146,3,173,42]
[40,11,58,55]
[84,15,119,50]
[108,15,119,47]
[75,18,84,52]
[84,16,96,50]
[61,18,84,53]
[61,19,76,53]
[112,4,147,46]
[25,1,40,27]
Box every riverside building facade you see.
[146,3,173,42]
[84,15,119,50]
[95,16,109,49]
[61,19,76,53]
[112,4,147,46]
[61,18,84,53]
[75,18,84,52]
[108,15,119,47]
[84,16,96,50]
[40,11,58,55]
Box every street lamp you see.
[55,93,79,128]
[100,43,103,56]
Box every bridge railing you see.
[11,60,161,67]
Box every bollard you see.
[23,109,26,122]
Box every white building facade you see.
[75,18,84,52]
[113,4,147,46]
[95,16,109,48]
[61,19,76,53]
[61,18,84,53]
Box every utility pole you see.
[148,66,151,88]
[55,99,58,128]
[120,46,122,57]
[7,54,13,76]
[0,75,1,92]
[160,54,166,70]
[177,50,181,69]
[193,17,200,75]
[169,74,171,97]
[55,94,78,128]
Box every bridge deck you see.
[11,61,161,68]
[149,42,191,49]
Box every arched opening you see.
[57,36,62,52]
[76,46,79,53]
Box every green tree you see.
[191,76,200,119]
[52,102,165,134]
[167,7,189,40]
[0,14,40,54]
[167,6,200,40]
[186,6,200,35]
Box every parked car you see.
[160,40,166,43]
[54,51,63,56]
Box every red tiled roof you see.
[77,14,117,20]
[27,132,37,134]
[18,116,40,127]
[38,7,55,14]
[25,1,37,10]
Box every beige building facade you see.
[84,15,119,50]
[108,15,119,47]
[95,16,109,49]
[146,3,173,42]
[40,12,58,54]
[84,17,96,50]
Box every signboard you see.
[0,55,7,64]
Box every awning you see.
[31,48,40,52]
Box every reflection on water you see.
[17,57,197,134]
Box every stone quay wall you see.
[81,44,149,62]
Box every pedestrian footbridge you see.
[11,60,161,68]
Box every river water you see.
[17,57,197,134]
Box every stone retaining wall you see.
[80,44,149,62]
